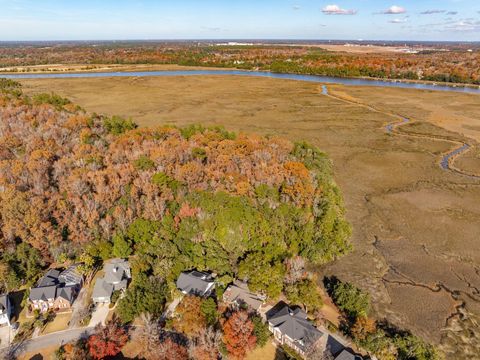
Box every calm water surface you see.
[3,70,480,94]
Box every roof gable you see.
[176,271,214,296]
[268,304,323,351]
[223,280,263,310]
[59,265,83,286]
[92,278,114,299]
[30,285,57,301]
[37,269,61,287]
[104,259,131,284]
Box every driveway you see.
[0,325,13,349]
[161,296,183,321]
[88,304,110,327]
[69,287,88,329]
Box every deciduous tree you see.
[87,316,128,359]
[222,310,256,359]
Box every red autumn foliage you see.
[222,310,256,359]
[87,318,128,359]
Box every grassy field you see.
[18,75,480,358]
[41,313,72,335]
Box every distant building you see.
[176,270,215,297]
[0,294,12,326]
[92,259,131,304]
[223,280,265,311]
[29,265,83,313]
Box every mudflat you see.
[19,75,480,358]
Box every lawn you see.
[41,313,72,335]
[18,345,57,360]
[246,341,285,360]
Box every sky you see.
[0,0,479,41]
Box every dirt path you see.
[321,85,480,180]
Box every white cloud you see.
[382,5,406,14]
[445,19,480,31]
[446,11,458,15]
[389,18,408,23]
[322,4,357,15]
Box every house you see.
[267,303,323,357]
[0,294,12,326]
[334,349,362,360]
[29,286,57,312]
[176,270,215,297]
[29,265,83,313]
[223,280,265,311]
[59,264,84,287]
[92,259,131,304]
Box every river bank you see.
[1,64,480,94]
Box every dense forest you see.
[0,79,443,360]
[0,43,479,84]
[0,78,351,301]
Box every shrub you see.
[103,115,137,135]
[134,155,156,171]
[33,93,71,109]
[252,315,270,347]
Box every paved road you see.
[6,327,95,356]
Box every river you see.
[2,69,480,94]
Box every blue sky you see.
[0,0,479,41]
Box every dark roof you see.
[223,280,264,310]
[56,286,75,303]
[104,259,131,284]
[176,271,214,296]
[0,295,8,313]
[268,304,323,352]
[30,285,57,301]
[327,335,347,357]
[92,278,114,299]
[335,349,357,360]
[59,265,83,287]
[37,269,61,287]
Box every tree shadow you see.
[8,290,26,322]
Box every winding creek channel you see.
[2,69,479,179]
[320,85,479,179]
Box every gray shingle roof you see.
[176,271,214,296]
[30,285,57,301]
[334,349,357,360]
[56,286,75,303]
[223,280,264,310]
[92,278,114,299]
[59,265,83,287]
[37,269,61,287]
[104,259,131,284]
[268,304,323,352]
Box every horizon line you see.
[0,38,479,44]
